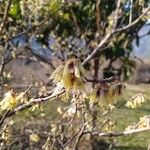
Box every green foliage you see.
[9,0,21,19]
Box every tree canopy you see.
[0,0,149,81]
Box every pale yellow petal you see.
[75,66,81,78]
[50,65,64,82]
[73,78,84,92]
[0,91,17,110]
[30,133,40,143]
[89,91,97,103]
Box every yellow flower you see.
[125,125,134,131]
[0,90,17,111]
[57,106,63,114]
[0,90,28,111]
[125,93,146,109]
[104,120,116,131]
[89,83,124,106]
[89,87,110,106]
[29,133,40,143]
[50,65,64,82]
[137,116,150,128]
[50,59,86,97]
[126,101,135,109]
[89,90,97,103]
[108,83,125,104]
[62,58,86,94]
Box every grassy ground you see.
[109,84,150,149]
[10,84,150,149]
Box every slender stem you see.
[0,89,65,128]
[0,0,13,34]
[84,76,118,84]
[112,0,122,31]
[115,7,150,33]
[83,126,150,137]
[96,0,102,36]
[129,0,133,24]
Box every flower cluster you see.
[0,90,26,111]
[0,90,17,111]
[50,58,125,106]
[50,58,86,97]
[89,83,125,106]
[125,93,146,109]
[137,115,150,128]
[30,133,40,143]
[125,115,150,131]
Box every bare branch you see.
[0,0,13,34]
[84,76,118,84]
[115,7,150,33]
[82,0,122,65]
[82,6,150,65]
[70,9,81,35]
[73,123,87,150]
[96,0,102,35]
[112,0,122,31]
[0,89,65,128]
[0,57,5,86]
[0,110,11,127]
[82,33,111,65]
[84,126,150,137]
[129,0,133,24]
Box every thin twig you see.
[84,76,118,84]
[83,126,150,137]
[82,0,122,65]
[70,9,81,35]
[115,7,150,33]
[112,0,122,31]
[0,0,13,34]
[96,0,102,35]
[129,0,133,24]
[82,7,150,65]
[0,110,11,127]
[73,123,87,150]
[82,33,111,65]
[0,57,5,86]
[0,89,65,128]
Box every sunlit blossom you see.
[50,58,87,97]
[30,133,40,143]
[89,83,125,106]
[50,65,64,83]
[125,93,146,108]
[0,90,17,111]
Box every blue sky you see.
[133,22,150,59]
